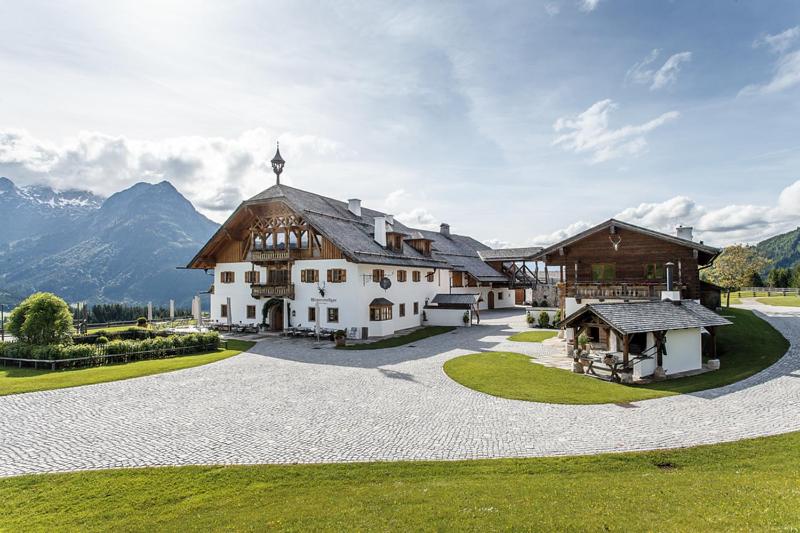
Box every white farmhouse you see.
[186,146,524,337]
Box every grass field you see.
[508,330,558,342]
[338,326,455,350]
[1,431,798,531]
[755,295,800,307]
[0,339,254,396]
[444,309,787,404]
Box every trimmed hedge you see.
[0,332,220,361]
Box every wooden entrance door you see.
[488,291,495,309]
[515,288,525,305]
[269,305,284,331]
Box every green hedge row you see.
[0,332,221,361]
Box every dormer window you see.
[386,232,404,252]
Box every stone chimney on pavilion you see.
[440,223,450,237]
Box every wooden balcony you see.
[249,250,294,262]
[566,282,685,300]
[251,283,295,299]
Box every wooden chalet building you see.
[186,146,516,337]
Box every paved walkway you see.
[0,305,798,477]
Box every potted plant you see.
[334,329,347,347]
[526,312,535,327]
[462,311,470,326]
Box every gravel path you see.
[0,305,798,477]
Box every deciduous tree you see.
[703,245,771,307]
[8,292,74,345]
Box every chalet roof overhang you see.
[477,247,544,262]
[559,300,732,335]
[531,218,721,265]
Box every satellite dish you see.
[379,277,392,290]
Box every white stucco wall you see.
[450,286,514,310]
[425,307,472,327]
[211,260,449,337]
[632,328,702,380]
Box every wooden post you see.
[623,333,630,366]
[708,326,717,358]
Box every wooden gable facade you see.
[539,221,719,303]
[187,198,344,270]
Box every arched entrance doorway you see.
[488,291,495,309]
[262,298,283,331]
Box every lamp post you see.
[1,303,4,342]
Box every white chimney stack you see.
[386,214,394,226]
[676,225,693,241]
[348,198,362,217]
[374,216,387,247]
[440,223,450,237]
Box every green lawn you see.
[0,340,254,396]
[338,326,455,350]
[444,309,787,404]
[755,295,800,307]
[1,431,799,531]
[86,325,150,334]
[508,330,558,342]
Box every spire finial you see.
[271,141,285,185]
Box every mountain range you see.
[0,177,219,307]
[756,226,800,272]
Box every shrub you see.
[95,336,109,345]
[136,317,148,327]
[8,292,74,345]
[60,344,97,360]
[539,299,549,308]
[526,312,535,326]
[529,300,539,307]
[554,309,563,324]
[538,311,551,328]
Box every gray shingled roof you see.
[561,300,731,335]
[478,247,543,261]
[242,184,509,281]
[369,297,394,306]
[430,293,481,305]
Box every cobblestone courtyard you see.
[0,304,798,477]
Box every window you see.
[452,272,463,287]
[370,304,392,321]
[220,304,228,318]
[301,269,319,283]
[246,305,256,319]
[268,269,289,285]
[644,263,665,280]
[498,291,503,300]
[413,302,419,315]
[397,270,407,282]
[308,307,316,322]
[426,271,435,282]
[412,271,421,282]
[244,270,260,284]
[327,269,347,283]
[327,307,339,323]
[591,263,616,282]
[372,269,384,282]
[399,303,406,317]
[220,271,235,283]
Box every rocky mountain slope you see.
[0,178,218,306]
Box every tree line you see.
[71,303,192,323]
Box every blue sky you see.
[1,0,799,247]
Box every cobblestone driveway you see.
[0,305,798,476]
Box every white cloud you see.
[579,0,601,12]
[553,99,679,163]
[531,221,594,246]
[741,50,800,95]
[544,2,561,16]
[483,238,513,249]
[626,50,692,90]
[395,207,439,230]
[536,180,800,246]
[754,26,800,54]
[0,128,343,220]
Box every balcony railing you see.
[249,250,292,262]
[251,283,295,299]
[566,282,685,300]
